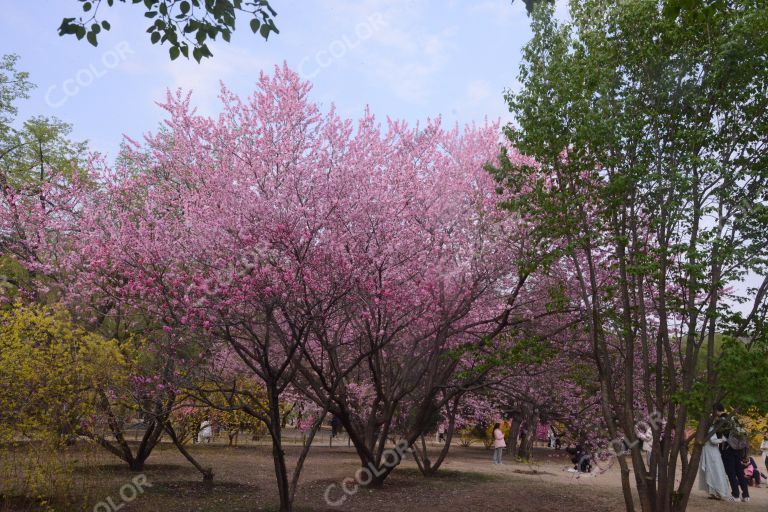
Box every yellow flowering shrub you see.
[0,303,122,509]
[0,303,123,444]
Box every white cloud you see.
[365,26,456,103]
[309,0,458,103]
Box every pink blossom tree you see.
[23,65,541,510]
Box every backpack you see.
[727,430,749,451]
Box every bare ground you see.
[3,439,766,511]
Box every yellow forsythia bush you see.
[0,302,122,509]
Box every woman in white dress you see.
[197,419,213,444]
[699,431,731,500]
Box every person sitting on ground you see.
[742,456,761,487]
[565,443,591,473]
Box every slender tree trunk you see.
[507,412,522,456]
[164,422,214,481]
[267,386,292,512]
[412,396,459,476]
[517,408,538,460]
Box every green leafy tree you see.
[0,54,34,139]
[490,1,768,511]
[0,54,88,191]
[1,116,88,189]
[59,0,279,62]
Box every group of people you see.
[565,443,592,473]
[489,405,768,499]
[699,404,767,502]
[490,422,589,471]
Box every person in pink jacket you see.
[492,423,506,465]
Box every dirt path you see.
[435,446,766,512]
[14,442,765,511]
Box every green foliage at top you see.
[1,116,88,189]
[59,0,279,62]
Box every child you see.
[742,456,761,487]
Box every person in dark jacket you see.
[565,443,591,473]
[330,416,340,438]
[715,403,750,502]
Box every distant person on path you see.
[760,433,768,474]
[330,416,339,438]
[437,423,446,443]
[547,425,557,449]
[635,422,652,467]
[198,419,213,444]
[492,423,506,465]
[715,403,750,502]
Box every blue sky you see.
[0,0,567,160]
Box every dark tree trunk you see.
[507,412,522,456]
[267,386,293,512]
[517,409,538,460]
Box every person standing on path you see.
[492,423,506,465]
[698,430,732,500]
[197,419,213,444]
[636,422,653,468]
[715,403,750,502]
[437,423,446,443]
[760,433,768,475]
[330,416,339,438]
